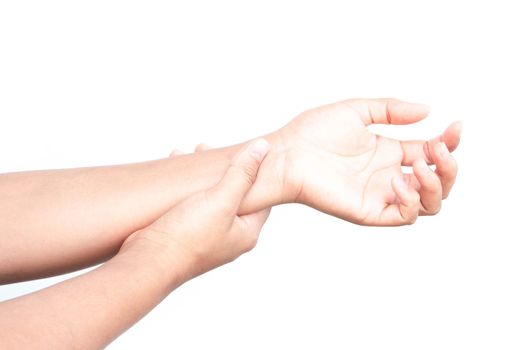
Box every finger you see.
[210,139,270,211]
[433,142,458,199]
[169,148,184,157]
[234,208,272,252]
[238,208,271,237]
[401,121,462,165]
[379,176,420,226]
[195,143,212,152]
[403,173,420,191]
[413,159,442,215]
[241,207,271,232]
[348,98,430,126]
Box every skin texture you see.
[0,137,280,283]
[0,140,271,349]
[275,98,460,225]
[0,98,460,284]
[0,98,462,349]
[185,99,460,225]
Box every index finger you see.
[401,121,462,165]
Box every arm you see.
[0,98,462,284]
[0,242,187,349]
[0,140,271,349]
[0,134,285,283]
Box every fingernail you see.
[437,142,449,158]
[249,139,270,161]
[456,121,463,137]
[393,176,408,190]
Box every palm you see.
[280,99,461,226]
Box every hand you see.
[122,139,272,280]
[168,143,211,157]
[273,98,461,226]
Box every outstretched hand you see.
[277,98,461,226]
[169,98,461,227]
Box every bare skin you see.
[0,98,461,284]
[0,140,272,349]
[277,99,460,224]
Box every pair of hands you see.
[122,98,461,282]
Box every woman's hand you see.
[274,98,461,226]
[0,140,272,349]
[168,98,461,227]
[121,139,272,281]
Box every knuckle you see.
[424,141,434,163]
[439,155,458,175]
[239,162,258,185]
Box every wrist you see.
[261,129,304,204]
[270,128,304,203]
[238,130,300,213]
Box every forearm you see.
[0,138,275,349]
[0,131,288,283]
[0,233,190,349]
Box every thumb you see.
[212,138,270,211]
[351,98,430,126]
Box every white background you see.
[1,1,524,349]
